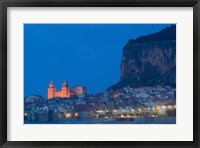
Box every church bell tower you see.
[48,81,56,99]
[61,80,70,98]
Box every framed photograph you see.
[0,0,200,147]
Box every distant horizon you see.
[24,24,172,98]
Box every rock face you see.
[108,25,176,90]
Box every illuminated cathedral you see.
[48,80,70,99]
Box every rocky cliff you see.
[108,25,176,90]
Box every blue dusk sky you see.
[24,24,171,98]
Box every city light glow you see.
[65,113,71,118]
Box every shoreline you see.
[24,116,176,124]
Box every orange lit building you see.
[48,80,70,99]
[114,93,119,98]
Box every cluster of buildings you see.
[24,81,176,122]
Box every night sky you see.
[24,24,171,98]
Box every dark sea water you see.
[24,117,176,124]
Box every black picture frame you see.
[0,0,200,147]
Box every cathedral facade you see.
[48,80,70,99]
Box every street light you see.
[65,113,71,118]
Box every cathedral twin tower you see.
[48,80,70,99]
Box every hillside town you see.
[24,81,176,123]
